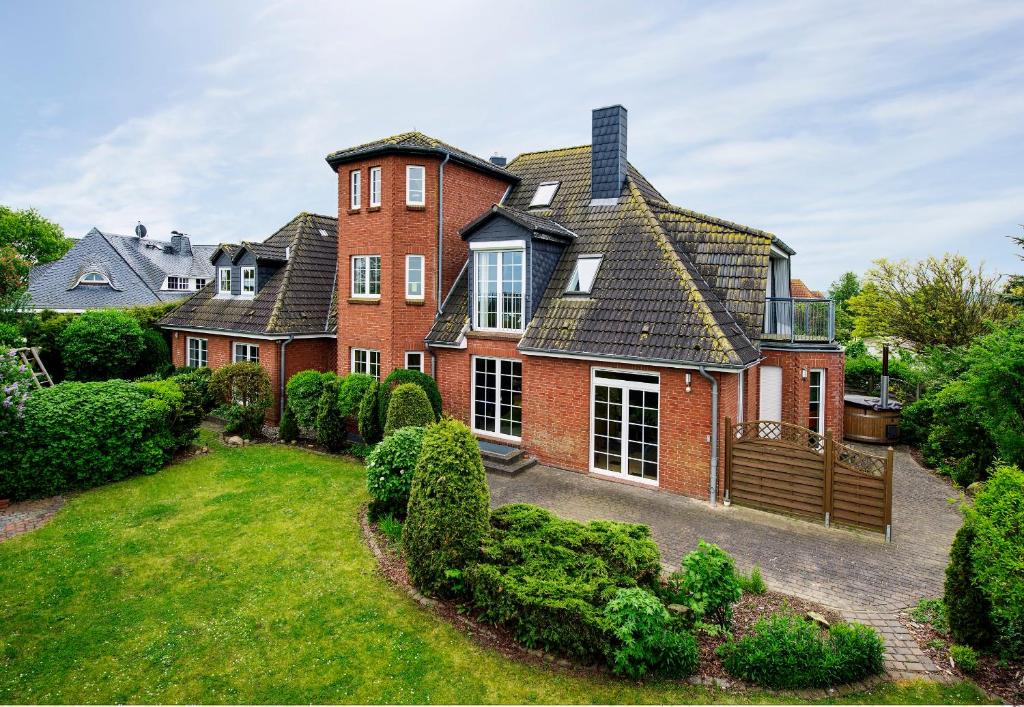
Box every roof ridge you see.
[508,144,590,165]
[100,232,163,300]
[646,198,776,242]
[266,214,308,332]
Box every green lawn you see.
[0,430,991,704]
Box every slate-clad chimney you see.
[489,155,507,167]
[591,105,627,202]
[170,233,192,256]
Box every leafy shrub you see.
[944,519,993,648]
[0,380,177,500]
[911,598,950,636]
[736,566,767,595]
[285,370,334,429]
[378,368,442,424]
[603,587,698,678]
[315,377,347,453]
[718,612,885,688]
[365,425,425,519]
[22,309,73,381]
[0,321,23,347]
[279,404,299,442]
[663,540,743,628]
[135,378,202,449]
[171,366,214,411]
[384,383,435,436]
[968,465,1024,658]
[209,362,272,438]
[922,379,994,486]
[347,441,374,460]
[949,644,978,673]
[338,372,374,419]
[404,419,490,598]
[378,514,403,546]
[358,379,385,444]
[466,503,661,661]
[899,398,934,447]
[59,310,145,381]
[131,328,172,379]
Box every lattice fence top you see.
[834,442,887,478]
[732,420,824,453]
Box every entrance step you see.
[478,440,536,476]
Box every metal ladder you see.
[14,347,53,388]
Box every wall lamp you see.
[685,372,692,393]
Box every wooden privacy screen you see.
[724,419,893,541]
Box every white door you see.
[759,365,782,421]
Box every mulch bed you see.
[900,609,1023,704]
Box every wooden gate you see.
[724,419,894,540]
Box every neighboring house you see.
[27,227,216,312]
[159,212,338,420]
[791,278,824,299]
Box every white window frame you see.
[808,368,826,436]
[218,267,232,294]
[472,246,526,333]
[241,266,256,296]
[233,342,259,363]
[529,180,560,208]
[351,348,381,380]
[165,276,188,291]
[404,351,423,372]
[194,278,207,290]
[471,355,523,442]
[350,169,361,209]
[405,254,425,300]
[351,255,381,298]
[589,367,660,486]
[369,166,381,207]
[565,254,603,295]
[78,271,109,285]
[406,165,425,206]
[186,337,208,368]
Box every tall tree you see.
[0,206,72,301]
[848,254,1012,350]
[827,271,860,342]
[1005,226,1024,307]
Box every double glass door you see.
[591,369,660,483]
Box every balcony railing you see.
[763,297,835,344]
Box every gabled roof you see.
[790,279,823,298]
[325,131,517,182]
[459,204,576,243]
[159,213,338,336]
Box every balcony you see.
[763,297,835,344]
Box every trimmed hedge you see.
[315,377,346,453]
[59,310,146,381]
[338,373,374,419]
[365,426,425,519]
[404,419,490,598]
[378,369,442,425]
[358,380,385,445]
[286,370,334,429]
[383,383,434,437]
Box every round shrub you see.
[718,612,885,688]
[358,379,385,444]
[316,377,346,453]
[279,404,299,443]
[209,362,272,439]
[59,310,146,380]
[384,383,434,437]
[286,370,334,428]
[365,426,426,519]
[338,372,374,419]
[404,418,490,597]
[171,366,214,411]
[378,368,442,425]
[131,328,172,379]
[135,378,202,450]
[604,587,699,679]
[950,644,978,673]
[663,540,742,628]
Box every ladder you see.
[14,347,53,388]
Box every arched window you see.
[79,271,109,285]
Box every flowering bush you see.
[1,348,34,432]
[365,426,426,519]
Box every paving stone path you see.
[0,496,65,542]
[488,445,963,678]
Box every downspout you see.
[279,335,295,420]
[436,152,451,315]
[698,367,719,506]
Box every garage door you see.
[759,365,782,421]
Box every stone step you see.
[483,454,537,477]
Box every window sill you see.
[405,298,426,306]
[467,330,522,341]
[368,205,381,212]
[347,208,361,215]
[406,204,426,211]
[348,297,381,305]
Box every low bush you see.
[603,587,698,679]
[278,404,299,442]
[950,644,978,673]
[910,598,950,636]
[365,425,425,519]
[209,363,272,439]
[59,310,146,381]
[0,321,23,347]
[405,419,490,598]
[338,372,374,419]
[736,566,767,595]
[285,370,334,428]
[466,503,661,661]
[718,612,885,688]
[378,368,442,424]
[944,519,993,648]
[384,383,434,436]
[663,540,742,628]
[315,377,346,453]
[358,379,385,444]
[135,377,202,450]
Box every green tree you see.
[0,206,72,302]
[849,255,1012,349]
[1005,227,1024,307]
[58,310,146,380]
[828,271,860,343]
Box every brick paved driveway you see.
[488,445,963,677]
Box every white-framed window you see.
[78,271,108,285]
[405,351,423,372]
[406,165,425,206]
[474,248,524,331]
[166,276,189,290]
[566,255,602,294]
[350,169,361,209]
[351,255,381,297]
[472,356,522,440]
[808,368,826,436]
[352,348,381,380]
[194,278,207,290]
[406,254,424,299]
[529,181,560,208]
[233,342,259,363]
[591,368,659,484]
[186,337,208,368]
[241,266,256,295]
[369,166,381,207]
[218,267,232,294]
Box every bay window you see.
[474,248,524,331]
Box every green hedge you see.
[378,369,442,425]
[59,310,146,381]
[285,370,335,429]
[338,373,374,419]
[358,380,385,445]
[315,377,346,453]
[383,383,434,437]
[944,519,993,648]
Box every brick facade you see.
[757,348,845,440]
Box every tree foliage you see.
[0,206,72,304]
[828,271,860,343]
[1004,227,1023,307]
[58,310,146,381]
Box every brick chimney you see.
[591,105,627,203]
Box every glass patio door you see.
[591,370,660,483]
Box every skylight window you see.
[529,181,560,208]
[566,255,602,294]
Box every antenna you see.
[135,222,147,238]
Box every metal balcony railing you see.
[763,297,835,343]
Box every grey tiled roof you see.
[426,263,469,345]
[159,213,337,336]
[460,204,576,242]
[325,131,517,182]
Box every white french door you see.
[591,369,660,484]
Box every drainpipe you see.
[698,367,719,506]
[436,152,451,314]
[279,335,295,420]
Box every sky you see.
[1,0,1022,290]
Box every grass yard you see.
[0,430,992,704]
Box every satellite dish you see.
[135,222,147,238]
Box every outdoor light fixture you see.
[685,372,692,393]
[802,368,808,379]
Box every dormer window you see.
[529,181,560,208]
[218,267,232,294]
[474,247,524,332]
[566,255,602,295]
[241,266,256,295]
[79,271,108,285]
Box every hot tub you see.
[844,394,901,444]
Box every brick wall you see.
[757,349,845,439]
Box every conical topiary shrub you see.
[384,383,435,437]
[279,403,299,442]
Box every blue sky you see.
[1,0,1022,289]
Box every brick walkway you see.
[488,445,962,678]
[0,496,65,542]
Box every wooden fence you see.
[724,419,893,541]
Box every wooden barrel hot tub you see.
[844,394,901,444]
